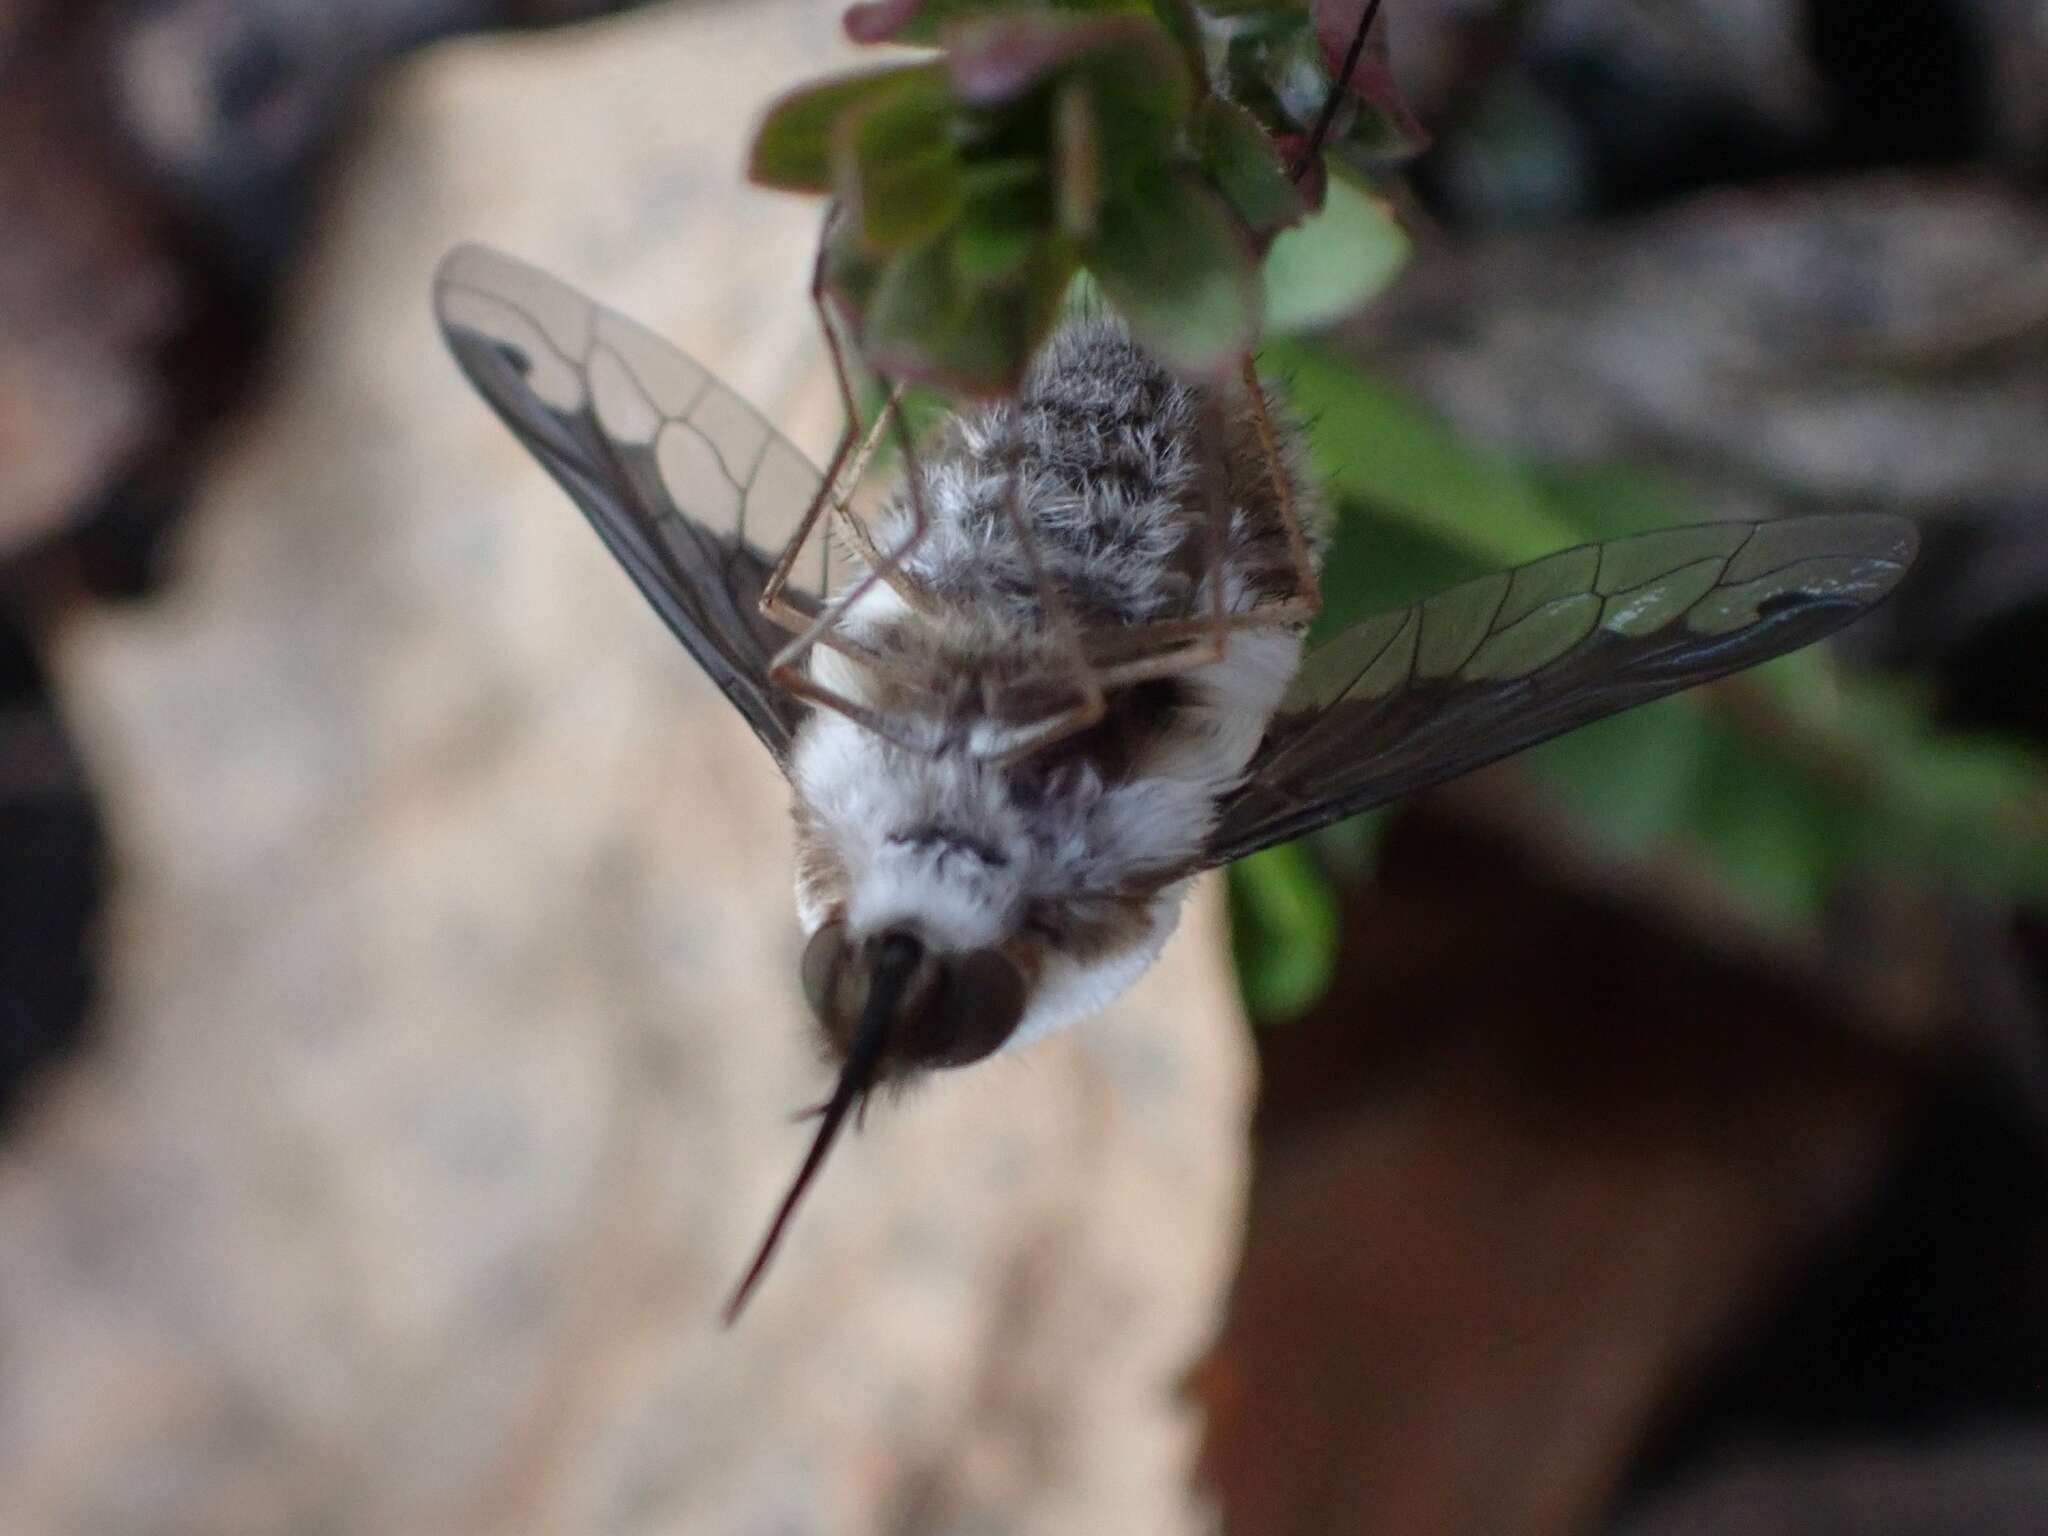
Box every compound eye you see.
[800,921,855,1055]
[907,948,1027,1069]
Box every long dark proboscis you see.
[720,938,915,1323]
[1292,0,1386,183]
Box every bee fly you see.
[434,242,1916,1319]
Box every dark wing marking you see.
[434,243,828,763]
[1206,514,1919,864]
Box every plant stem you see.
[1295,0,1384,182]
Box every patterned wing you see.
[435,243,829,763]
[1206,514,1919,864]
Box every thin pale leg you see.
[1239,355,1321,624]
[752,225,955,747]
[825,389,906,583]
[757,239,862,635]
[768,378,949,751]
[755,416,853,637]
[759,242,938,636]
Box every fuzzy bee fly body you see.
[789,311,1327,1071]
[435,243,1918,1318]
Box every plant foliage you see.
[1226,341,2048,1022]
[750,0,1423,390]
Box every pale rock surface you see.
[5,3,1253,1531]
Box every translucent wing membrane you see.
[435,243,832,763]
[1207,514,1919,864]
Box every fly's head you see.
[787,714,1040,1081]
[721,714,1186,1320]
[720,696,1196,1327]
[796,782,1036,1078]
[722,732,1041,1324]
[799,921,1025,1077]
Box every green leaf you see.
[864,240,983,384]
[750,63,944,191]
[948,12,1187,169]
[1529,697,1714,852]
[1259,169,1406,331]
[1776,662,2048,901]
[1217,6,1427,172]
[1263,341,1582,561]
[950,157,1053,284]
[1531,462,1689,543]
[1686,719,1847,923]
[1072,23,1189,168]
[1306,808,1388,882]
[1140,0,1212,98]
[835,74,965,251]
[1087,171,1258,377]
[952,201,1042,286]
[1888,733,2048,898]
[1229,841,1342,1021]
[1310,501,1485,639]
[1195,96,1306,235]
[864,231,1076,392]
[1219,13,1333,144]
[961,155,1049,201]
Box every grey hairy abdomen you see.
[874,312,1324,630]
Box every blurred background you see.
[3,0,2046,1532]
